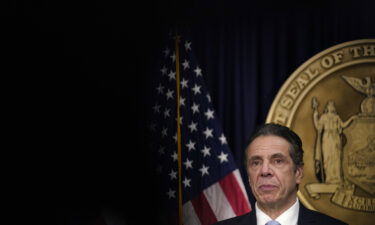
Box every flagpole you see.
[175,35,183,225]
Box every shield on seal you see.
[342,116,375,195]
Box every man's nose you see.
[260,162,273,177]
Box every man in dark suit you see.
[214,123,347,225]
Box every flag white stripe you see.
[203,181,236,221]
[233,169,250,203]
[183,201,202,225]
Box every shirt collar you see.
[255,198,300,225]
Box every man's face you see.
[246,135,303,209]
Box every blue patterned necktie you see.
[265,220,281,225]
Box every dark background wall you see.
[4,0,375,224]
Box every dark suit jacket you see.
[213,204,348,225]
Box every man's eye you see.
[250,161,260,166]
[274,159,284,164]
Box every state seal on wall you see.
[266,39,375,225]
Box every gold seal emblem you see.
[266,39,375,225]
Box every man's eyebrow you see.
[270,153,287,159]
[248,155,262,161]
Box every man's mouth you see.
[258,184,278,191]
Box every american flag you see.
[149,35,251,225]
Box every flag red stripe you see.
[219,171,251,216]
[191,192,218,225]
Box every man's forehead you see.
[247,135,291,156]
[249,135,290,148]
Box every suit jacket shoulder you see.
[212,211,256,225]
[298,204,348,225]
[211,204,348,225]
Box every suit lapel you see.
[240,210,257,225]
[249,210,257,225]
[297,204,316,225]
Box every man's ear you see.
[295,166,304,184]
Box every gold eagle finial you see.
[342,75,375,97]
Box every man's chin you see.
[257,195,279,205]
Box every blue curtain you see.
[151,1,375,207]
[182,4,375,162]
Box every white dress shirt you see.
[256,198,300,225]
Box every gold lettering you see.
[274,107,289,125]
[280,96,294,110]
[343,194,353,208]
[348,196,354,208]
[332,50,344,63]
[353,201,359,210]
[321,51,344,69]
[296,75,309,89]
[333,190,345,204]
[332,190,375,212]
[371,198,375,211]
[321,56,334,68]
[304,67,319,80]
[286,83,300,99]
[354,196,363,210]
[356,196,362,205]
[366,198,372,209]
[349,46,361,58]
[349,45,375,58]
[363,45,375,56]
